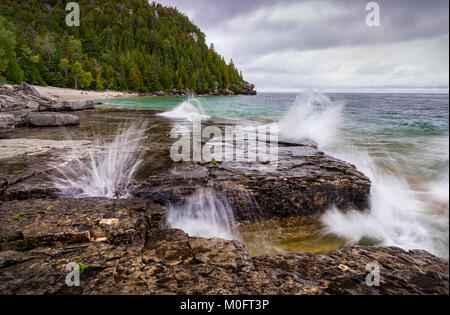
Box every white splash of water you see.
[278,91,449,258]
[53,122,147,199]
[426,138,449,205]
[321,149,449,258]
[158,97,210,122]
[428,178,449,205]
[277,91,343,148]
[166,189,239,240]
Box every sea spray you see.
[321,149,449,258]
[277,91,343,148]
[165,189,239,240]
[52,121,148,199]
[158,97,210,122]
[278,91,449,258]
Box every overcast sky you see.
[157,0,449,92]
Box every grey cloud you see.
[156,0,449,90]
[159,0,448,49]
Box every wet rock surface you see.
[133,139,371,221]
[0,108,447,295]
[26,112,80,127]
[0,198,164,251]
[0,137,99,201]
[2,109,369,219]
[0,222,447,295]
[0,110,173,201]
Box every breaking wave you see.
[52,122,147,199]
[165,189,239,240]
[321,149,449,258]
[158,97,210,122]
[278,91,449,258]
[277,91,343,148]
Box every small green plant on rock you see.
[13,212,28,220]
[78,263,88,275]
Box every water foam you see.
[53,122,147,199]
[277,91,343,148]
[321,149,449,258]
[165,189,239,240]
[278,91,449,258]
[158,97,210,122]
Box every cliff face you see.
[0,0,254,94]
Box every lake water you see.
[98,91,449,258]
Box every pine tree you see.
[5,55,24,83]
[0,16,16,79]
[128,64,144,91]
[95,74,104,90]
[0,0,247,92]
[176,76,184,90]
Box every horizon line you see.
[257,88,450,94]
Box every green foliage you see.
[70,61,83,89]
[13,212,28,220]
[78,263,88,275]
[5,54,24,83]
[0,15,16,79]
[0,0,246,92]
[94,74,104,90]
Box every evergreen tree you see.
[5,54,24,83]
[128,64,144,91]
[95,74,104,90]
[0,0,246,92]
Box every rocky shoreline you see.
[0,198,447,295]
[1,81,256,136]
[135,82,257,97]
[0,84,448,295]
[0,82,93,133]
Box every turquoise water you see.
[98,92,449,257]
[98,93,449,185]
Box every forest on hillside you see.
[0,0,246,93]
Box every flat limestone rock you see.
[27,112,80,127]
[0,139,101,201]
[40,99,95,112]
[134,140,371,221]
[0,228,447,295]
[0,198,164,251]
